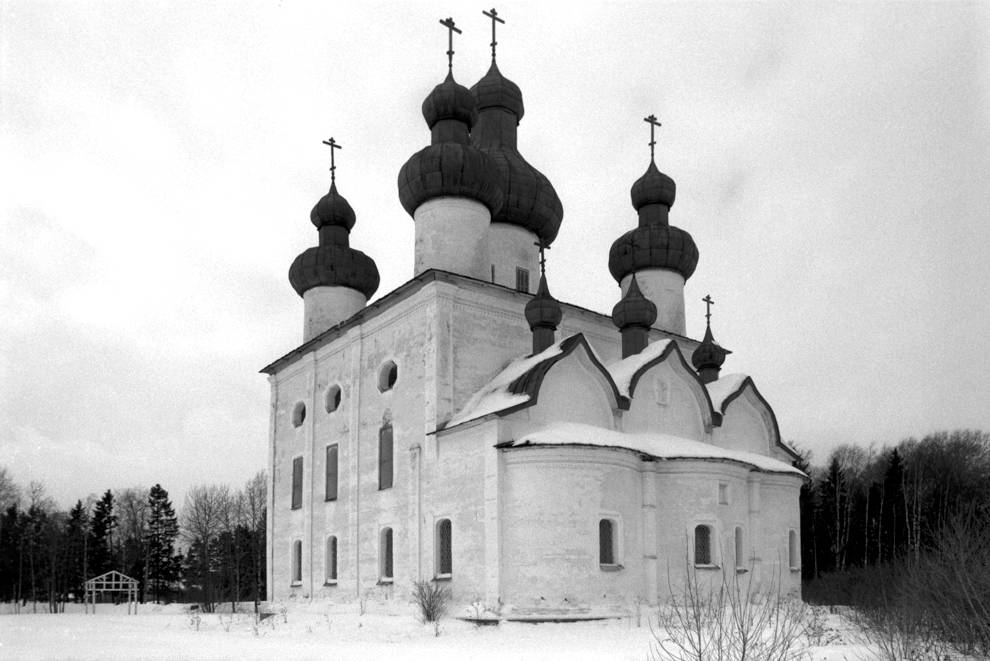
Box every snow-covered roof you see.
[705,373,750,413]
[606,339,673,397]
[446,341,566,428]
[504,422,804,476]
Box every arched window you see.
[435,519,452,578]
[599,519,617,565]
[788,529,799,569]
[325,384,341,413]
[325,536,337,584]
[291,401,306,428]
[694,525,712,566]
[378,423,393,490]
[378,361,398,392]
[380,527,393,582]
[291,539,302,585]
[734,527,744,570]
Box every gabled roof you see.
[499,422,805,476]
[84,570,138,587]
[704,373,800,461]
[444,333,629,430]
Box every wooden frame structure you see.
[84,570,138,614]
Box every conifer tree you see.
[145,484,179,602]
[64,500,89,599]
[88,490,116,576]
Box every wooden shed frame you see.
[84,570,139,614]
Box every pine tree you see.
[64,501,89,599]
[145,484,179,603]
[88,490,116,576]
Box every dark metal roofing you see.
[310,182,356,230]
[524,274,563,329]
[470,61,524,122]
[611,276,657,329]
[608,223,699,282]
[631,160,676,210]
[396,142,505,216]
[422,72,478,129]
[691,325,730,371]
[288,245,380,299]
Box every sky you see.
[2,1,989,509]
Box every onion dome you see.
[470,62,563,245]
[289,182,380,300]
[525,273,563,330]
[692,323,731,384]
[310,182,356,231]
[608,159,698,283]
[398,72,504,218]
[611,276,657,329]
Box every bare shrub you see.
[412,580,450,624]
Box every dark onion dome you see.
[691,325,731,372]
[631,160,676,209]
[608,158,698,283]
[470,62,563,245]
[398,71,504,218]
[310,182,356,231]
[289,182,380,299]
[422,72,478,129]
[525,274,563,330]
[612,276,657,329]
[471,61,524,121]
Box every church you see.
[262,12,804,619]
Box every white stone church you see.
[263,16,804,618]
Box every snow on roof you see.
[705,373,750,412]
[508,422,804,475]
[606,339,674,397]
[446,340,566,428]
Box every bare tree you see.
[242,471,266,613]
[115,487,149,599]
[181,484,230,612]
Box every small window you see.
[788,529,799,569]
[291,402,306,428]
[325,444,338,501]
[734,527,744,569]
[325,384,341,413]
[378,424,393,490]
[325,536,338,584]
[380,527,393,582]
[718,483,728,505]
[291,456,303,510]
[694,525,712,566]
[435,519,452,578]
[291,539,302,585]
[378,361,398,393]
[599,519,618,566]
[515,267,530,293]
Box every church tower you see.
[397,18,504,281]
[288,138,380,342]
[608,116,698,336]
[470,9,563,292]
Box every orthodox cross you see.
[644,114,662,161]
[322,137,342,183]
[483,8,504,62]
[702,294,714,327]
[439,17,462,71]
[534,240,549,276]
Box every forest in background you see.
[0,470,266,614]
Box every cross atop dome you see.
[439,17,462,72]
[702,294,714,327]
[644,114,662,162]
[483,8,505,62]
[322,137,342,183]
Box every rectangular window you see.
[325,444,338,501]
[378,425,393,490]
[694,525,712,565]
[291,540,302,584]
[436,519,452,577]
[599,519,616,565]
[718,483,728,505]
[515,267,530,293]
[380,527,393,582]
[291,456,303,510]
[326,536,338,584]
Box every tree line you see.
[0,468,267,613]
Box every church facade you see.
[263,16,803,618]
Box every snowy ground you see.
[0,601,879,660]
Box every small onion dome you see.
[524,274,562,330]
[397,143,505,216]
[470,64,563,245]
[612,276,657,329]
[631,160,676,210]
[470,61,524,122]
[422,71,478,130]
[608,224,699,282]
[691,325,731,372]
[288,245,380,299]
[310,181,356,231]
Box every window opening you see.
[436,519,452,577]
[515,267,530,293]
[735,527,744,569]
[378,424,393,490]
[325,444,338,501]
[378,361,398,392]
[694,525,712,565]
[718,483,728,505]
[380,527,393,582]
[291,402,306,428]
[599,519,617,565]
[291,540,302,584]
[325,385,341,413]
[326,536,338,584]
[291,456,303,510]
[788,530,799,569]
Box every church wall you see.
[500,446,645,614]
[623,361,707,441]
[754,474,803,597]
[525,358,615,430]
[712,388,772,455]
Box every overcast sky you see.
[2,1,989,508]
